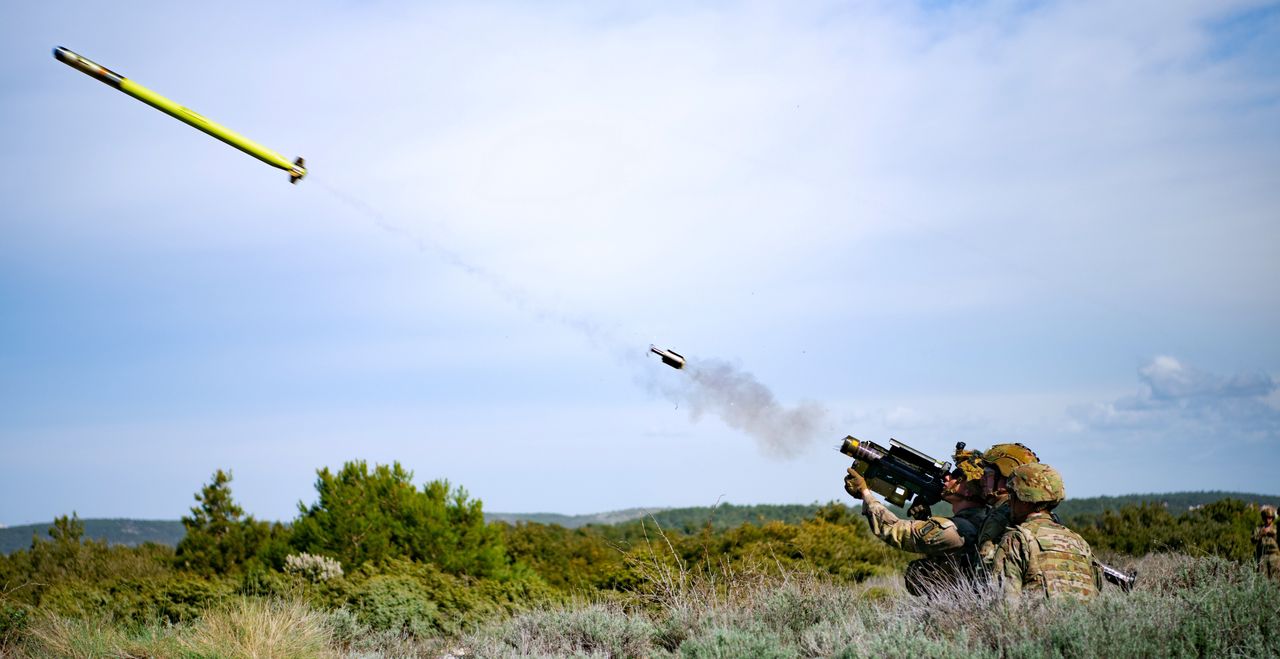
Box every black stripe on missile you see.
[53,47,123,89]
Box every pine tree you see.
[176,469,272,573]
[291,460,506,576]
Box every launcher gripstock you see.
[840,435,952,508]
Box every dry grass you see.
[14,597,333,659]
[181,596,334,659]
[7,548,1277,658]
[458,529,1280,659]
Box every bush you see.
[291,461,507,576]
[285,552,344,582]
[475,603,657,658]
[182,596,334,659]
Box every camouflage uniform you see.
[991,463,1102,600]
[993,511,1102,600]
[861,492,988,596]
[974,443,1039,572]
[976,495,1012,572]
[1256,507,1279,583]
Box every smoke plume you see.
[653,357,827,459]
[318,179,826,459]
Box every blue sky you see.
[2,1,1278,525]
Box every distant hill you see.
[485,507,666,528]
[6,490,1276,555]
[1,519,184,555]
[1054,490,1278,519]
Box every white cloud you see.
[1070,356,1279,440]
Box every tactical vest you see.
[977,499,1012,569]
[1257,526,1278,555]
[1012,514,1098,599]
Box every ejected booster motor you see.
[649,345,686,369]
[52,46,306,183]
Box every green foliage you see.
[463,553,1280,659]
[1,519,186,556]
[482,603,658,658]
[35,574,237,624]
[1054,490,1280,518]
[291,460,506,576]
[1071,498,1263,563]
[645,503,826,534]
[176,469,283,574]
[680,626,797,659]
[502,521,632,592]
[651,503,906,585]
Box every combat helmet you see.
[1007,463,1065,504]
[952,443,986,483]
[981,443,1039,477]
[1263,505,1277,519]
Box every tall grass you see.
[182,597,333,658]
[7,553,1277,657]
[462,553,1280,658]
[14,596,333,658]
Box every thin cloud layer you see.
[1071,356,1280,439]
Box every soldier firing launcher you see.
[840,435,955,508]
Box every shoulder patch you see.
[927,516,956,530]
[918,517,954,544]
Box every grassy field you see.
[6,552,1277,658]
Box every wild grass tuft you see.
[182,596,334,658]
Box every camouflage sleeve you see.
[977,505,1012,571]
[992,529,1028,600]
[862,494,965,555]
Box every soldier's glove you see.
[908,501,932,520]
[844,467,869,500]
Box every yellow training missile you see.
[53,46,306,183]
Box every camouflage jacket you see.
[992,511,1101,600]
[1256,524,1278,557]
[976,496,1012,571]
[862,493,988,557]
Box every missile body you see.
[649,345,685,369]
[53,47,306,183]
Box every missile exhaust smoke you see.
[316,180,825,460]
[649,350,828,459]
[50,44,830,463]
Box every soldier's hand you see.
[908,501,932,520]
[844,467,868,500]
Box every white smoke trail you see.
[316,178,824,459]
[313,178,622,351]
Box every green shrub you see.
[292,461,507,577]
[480,603,657,658]
[679,626,796,659]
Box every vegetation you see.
[0,518,183,556]
[0,463,1276,657]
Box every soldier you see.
[1255,505,1279,583]
[992,463,1102,600]
[973,443,1040,571]
[844,449,989,596]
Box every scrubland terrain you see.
[2,463,1276,657]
